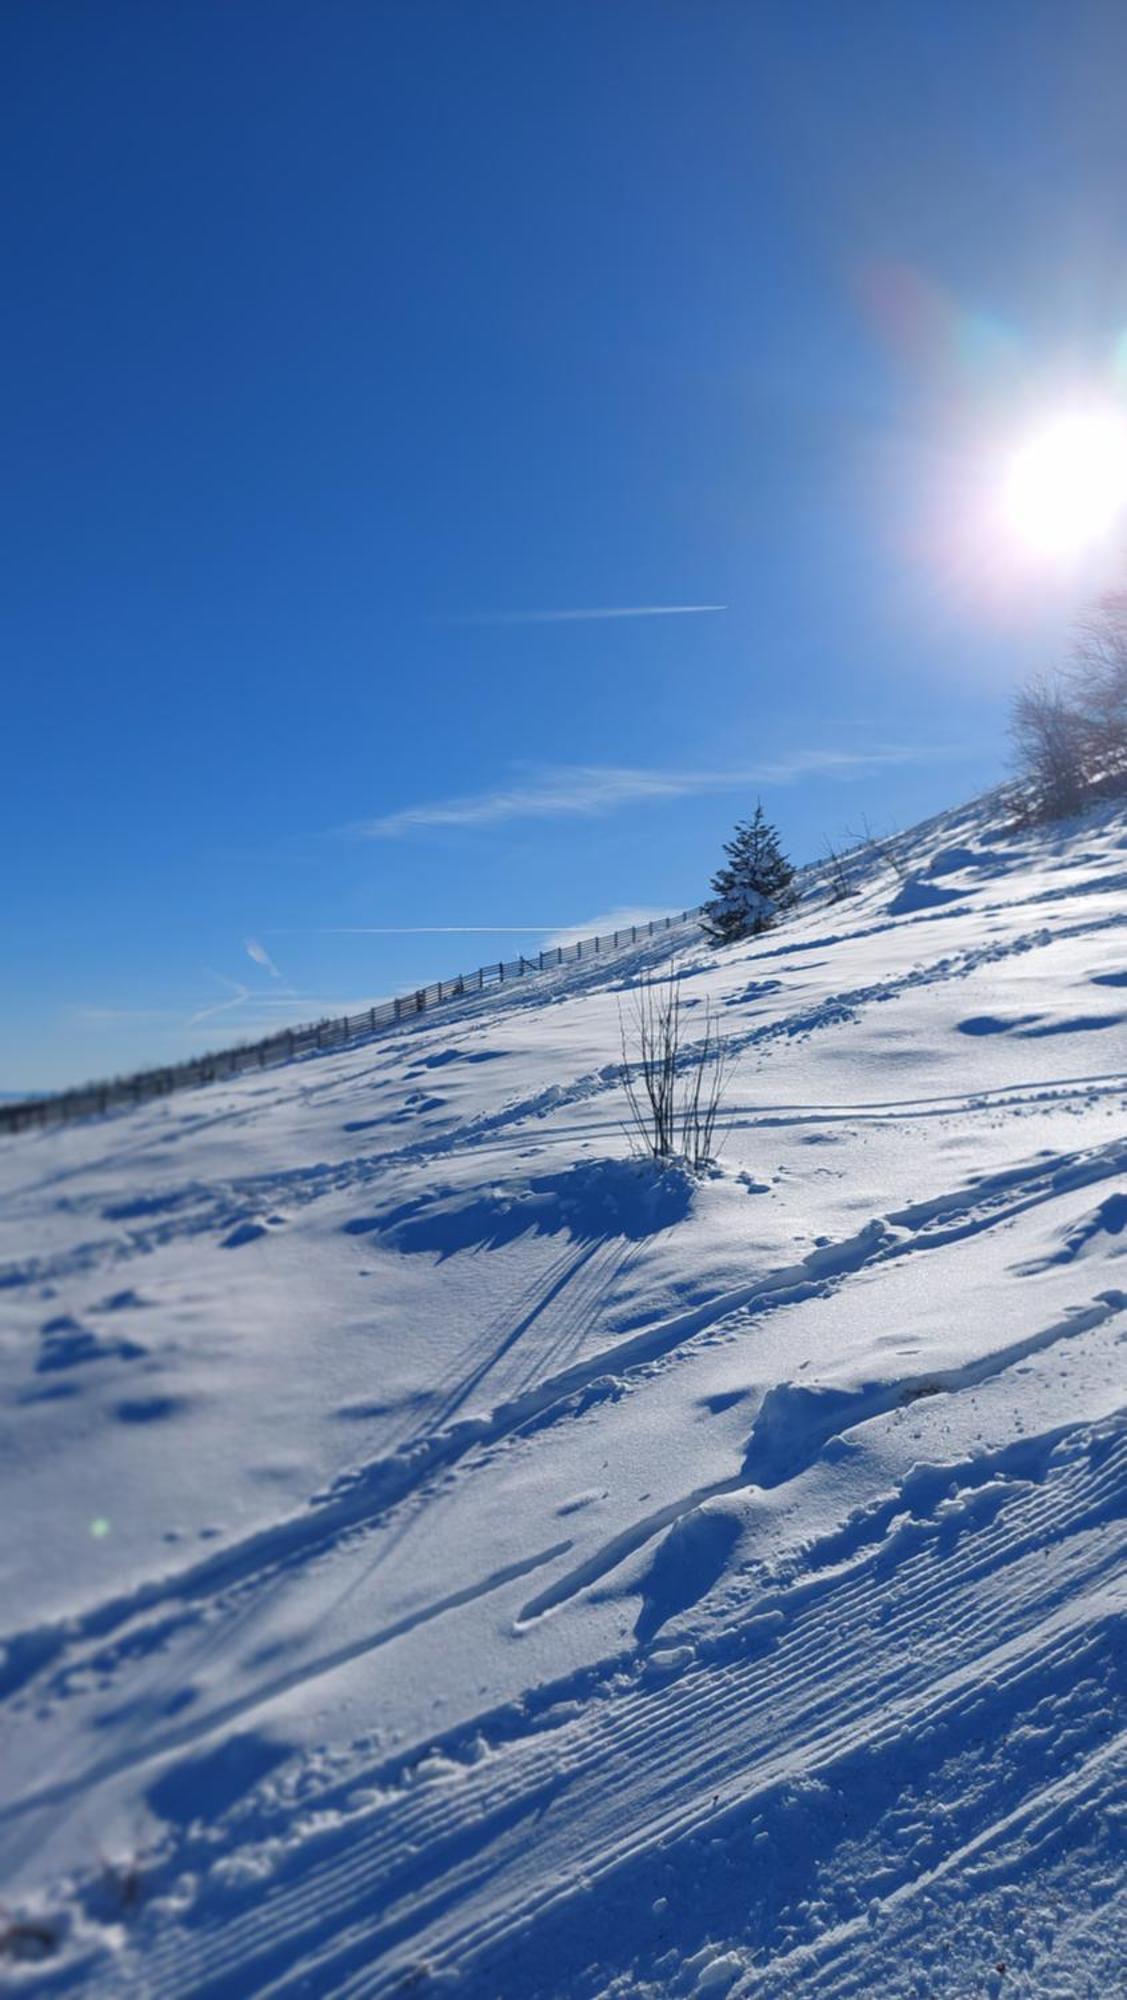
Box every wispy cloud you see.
[188,973,254,1029]
[72,984,379,1046]
[540,906,679,950]
[348,749,935,840]
[245,936,284,979]
[71,1006,182,1026]
[189,964,298,1029]
[295,925,565,935]
[443,603,727,627]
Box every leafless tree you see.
[822,837,855,901]
[619,967,730,1172]
[1010,583,1127,822]
[1010,673,1087,821]
[846,813,909,885]
[1066,588,1127,784]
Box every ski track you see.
[5,1130,1127,1743]
[6,790,1127,1996]
[6,888,1127,1295]
[66,1416,1127,1999]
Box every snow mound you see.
[345,1156,696,1256]
[887,874,964,915]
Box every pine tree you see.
[702,803,797,945]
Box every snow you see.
[2,787,1126,1995]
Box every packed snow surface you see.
[3,791,1127,1996]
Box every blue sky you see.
[5,1,1127,1091]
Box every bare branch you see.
[619,965,730,1172]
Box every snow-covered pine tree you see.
[702,803,797,945]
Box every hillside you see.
[2,789,1126,1997]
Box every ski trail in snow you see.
[7,893,1127,1296]
[6,1134,1125,1729]
[517,1287,1126,1624]
[69,1416,1127,1999]
[7,787,1127,1996]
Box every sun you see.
[1000,408,1127,562]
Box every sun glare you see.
[1001,409,1127,562]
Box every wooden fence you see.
[1,910,703,1136]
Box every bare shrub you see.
[1010,673,1087,821]
[619,968,729,1172]
[822,837,855,901]
[846,813,909,885]
[1068,588,1127,781]
[1011,586,1127,822]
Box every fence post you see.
[632,925,637,942]
[498,961,504,981]
[478,967,484,990]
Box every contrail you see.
[445,603,727,626]
[275,926,565,936]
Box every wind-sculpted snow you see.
[2,789,1127,1995]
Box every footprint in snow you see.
[220,1214,287,1248]
[114,1396,186,1424]
[36,1315,147,1373]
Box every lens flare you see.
[1001,409,1127,561]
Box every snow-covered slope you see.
[3,791,1127,1997]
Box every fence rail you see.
[1,910,704,1137]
